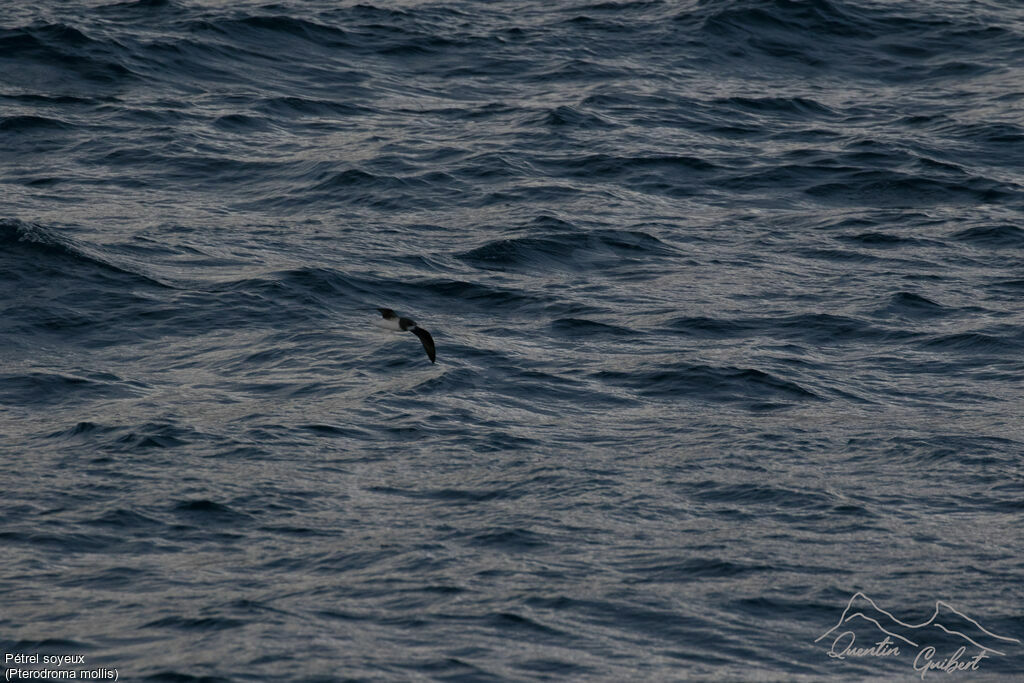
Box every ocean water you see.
[2,0,1023,680]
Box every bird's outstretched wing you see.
[411,326,436,363]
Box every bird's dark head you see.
[377,307,396,319]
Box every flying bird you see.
[375,308,436,363]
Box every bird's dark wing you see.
[411,327,436,363]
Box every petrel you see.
[375,308,436,363]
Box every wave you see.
[837,232,927,248]
[684,0,1020,81]
[537,105,620,129]
[0,371,141,407]
[881,292,947,318]
[189,15,351,48]
[920,331,1021,354]
[0,23,136,87]
[456,229,678,272]
[550,318,638,338]
[684,480,835,509]
[595,362,820,406]
[0,114,72,132]
[805,171,1012,207]
[952,224,1024,248]
[715,95,839,118]
[0,219,170,287]
[668,312,909,346]
[545,152,717,177]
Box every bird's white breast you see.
[372,318,403,332]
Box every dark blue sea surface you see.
[2,0,1023,680]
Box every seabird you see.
[375,308,436,363]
